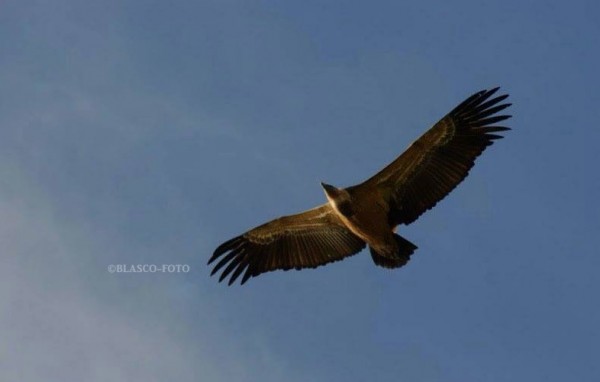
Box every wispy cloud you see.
[0,153,315,382]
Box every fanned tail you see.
[370,234,418,269]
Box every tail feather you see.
[370,234,418,269]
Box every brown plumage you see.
[209,87,511,285]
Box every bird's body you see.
[209,87,512,285]
[323,184,400,259]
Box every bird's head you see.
[321,182,348,202]
[321,182,353,216]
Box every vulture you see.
[209,87,511,285]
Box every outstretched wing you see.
[362,87,511,226]
[208,204,366,285]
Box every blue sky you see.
[1,0,599,381]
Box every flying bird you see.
[209,87,511,285]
